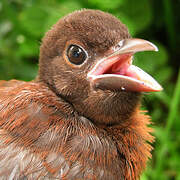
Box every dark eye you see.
[67,45,87,65]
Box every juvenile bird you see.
[0,9,162,179]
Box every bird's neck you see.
[70,90,141,126]
[68,93,153,179]
[68,90,154,179]
[104,109,154,179]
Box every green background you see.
[0,0,180,179]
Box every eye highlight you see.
[67,45,87,65]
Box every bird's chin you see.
[87,38,163,92]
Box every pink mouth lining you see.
[87,53,163,92]
[92,53,139,81]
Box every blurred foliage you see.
[0,0,180,179]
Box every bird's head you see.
[38,9,162,125]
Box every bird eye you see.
[67,45,87,65]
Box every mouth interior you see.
[102,54,139,80]
[88,52,162,92]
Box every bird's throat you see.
[69,91,153,179]
[71,90,141,126]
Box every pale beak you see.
[87,38,163,92]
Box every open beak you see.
[87,38,163,92]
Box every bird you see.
[0,9,162,179]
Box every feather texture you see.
[0,80,153,179]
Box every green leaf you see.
[16,37,39,57]
[87,0,124,10]
[19,5,48,37]
[116,0,153,35]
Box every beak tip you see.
[147,41,158,52]
[155,46,159,52]
[160,86,163,91]
[154,84,163,92]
